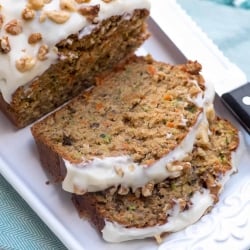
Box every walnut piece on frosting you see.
[75,0,91,3]
[166,163,183,172]
[78,5,100,22]
[28,0,45,11]
[60,0,77,12]
[118,186,129,195]
[0,14,4,29]
[114,166,124,177]
[4,19,22,35]
[37,44,49,61]
[0,36,11,54]
[142,182,154,197]
[16,55,36,72]
[22,7,36,21]
[28,33,42,44]
[196,122,210,147]
[46,10,71,24]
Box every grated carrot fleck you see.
[147,65,156,75]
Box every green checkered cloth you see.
[0,175,66,250]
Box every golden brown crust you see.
[33,137,67,182]
[0,94,18,127]
[72,193,106,232]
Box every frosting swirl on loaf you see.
[0,0,151,102]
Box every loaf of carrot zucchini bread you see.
[0,0,150,127]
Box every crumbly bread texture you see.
[0,8,149,128]
[72,117,239,238]
[31,56,205,183]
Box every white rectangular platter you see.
[1,3,250,250]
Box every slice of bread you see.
[71,117,239,243]
[31,56,209,193]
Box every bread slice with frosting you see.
[0,0,150,127]
[31,55,213,194]
[31,54,242,243]
[72,117,240,243]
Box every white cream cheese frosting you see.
[0,0,151,102]
[102,189,214,242]
[62,79,215,194]
[63,112,203,194]
[100,127,244,243]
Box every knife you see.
[150,0,250,134]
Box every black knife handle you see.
[221,82,250,134]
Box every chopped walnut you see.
[28,0,45,10]
[142,182,154,197]
[22,7,35,21]
[205,173,216,188]
[37,44,49,61]
[206,104,216,122]
[46,10,71,24]
[16,55,36,72]
[114,166,124,177]
[204,173,221,197]
[118,186,129,195]
[0,36,11,54]
[75,0,91,3]
[189,86,201,97]
[60,0,77,12]
[166,163,183,172]
[196,147,207,158]
[196,122,210,147]
[134,188,141,198]
[28,33,42,44]
[0,14,4,29]
[183,161,192,168]
[4,19,23,35]
[78,5,100,22]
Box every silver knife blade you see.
[150,0,250,133]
